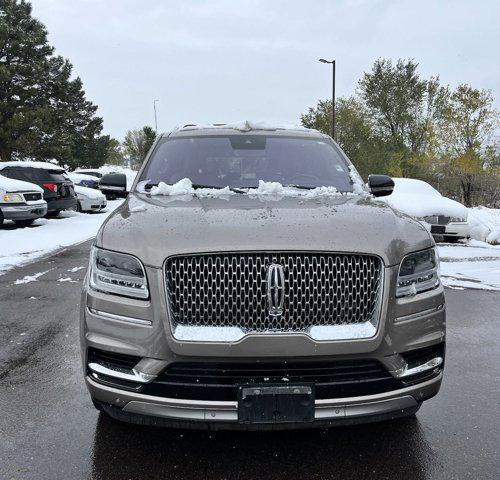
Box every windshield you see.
[138,135,354,192]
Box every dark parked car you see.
[0,161,77,216]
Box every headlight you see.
[396,247,440,297]
[449,217,466,223]
[2,193,24,203]
[89,246,149,299]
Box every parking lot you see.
[0,239,498,480]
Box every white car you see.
[379,178,469,242]
[74,184,107,213]
[0,175,47,226]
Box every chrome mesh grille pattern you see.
[165,252,383,333]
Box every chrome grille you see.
[23,192,42,201]
[165,252,383,333]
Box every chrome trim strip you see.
[395,304,444,324]
[87,307,152,326]
[122,395,417,422]
[88,362,156,384]
[393,356,443,378]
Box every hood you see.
[74,184,105,199]
[0,174,43,193]
[97,193,433,267]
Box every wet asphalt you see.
[0,240,498,480]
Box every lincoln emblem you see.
[266,263,285,316]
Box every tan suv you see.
[80,123,445,429]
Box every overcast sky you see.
[31,0,500,140]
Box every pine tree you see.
[0,0,104,165]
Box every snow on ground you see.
[14,270,51,285]
[0,200,122,275]
[437,240,500,291]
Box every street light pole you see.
[153,99,159,133]
[319,58,336,140]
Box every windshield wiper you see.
[191,184,246,193]
[283,184,316,190]
[142,182,245,193]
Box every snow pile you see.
[149,178,235,197]
[378,178,468,218]
[246,180,342,198]
[148,178,367,199]
[468,207,500,245]
[0,175,42,193]
[247,180,292,196]
[0,200,122,275]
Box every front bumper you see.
[1,202,47,220]
[86,373,441,429]
[425,221,470,239]
[79,197,107,212]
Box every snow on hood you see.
[0,174,43,193]
[147,177,368,199]
[246,180,341,197]
[0,160,65,172]
[149,178,235,197]
[74,184,106,199]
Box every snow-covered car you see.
[0,161,77,216]
[0,175,47,226]
[379,178,469,242]
[74,185,107,212]
[68,172,100,189]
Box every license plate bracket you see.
[431,225,446,234]
[238,385,315,424]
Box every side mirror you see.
[99,173,128,199]
[368,174,394,197]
